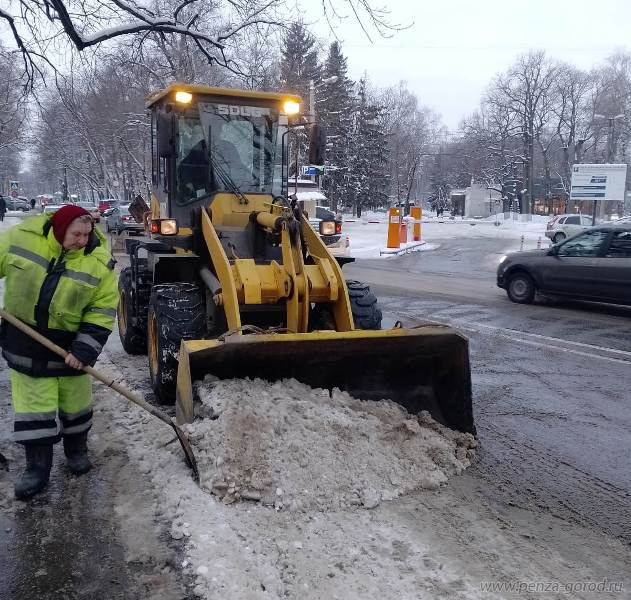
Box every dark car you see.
[497,224,631,305]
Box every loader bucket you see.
[176,327,475,435]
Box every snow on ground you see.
[343,212,550,259]
[92,345,630,600]
[187,376,476,511]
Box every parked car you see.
[42,204,64,215]
[307,205,347,254]
[105,205,144,234]
[544,213,593,244]
[6,197,30,212]
[497,223,631,305]
[75,202,101,223]
[98,199,119,215]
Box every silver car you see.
[544,213,593,244]
[105,205,143,235]
[75,202,101,223]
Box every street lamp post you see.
[309,76,338,121]
[595,113,625,162]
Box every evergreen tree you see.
[279,22,320,102]
[318,41,354,212]
[279,22,319,181]
[348,77,390,216]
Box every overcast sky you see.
[308,0,631,129]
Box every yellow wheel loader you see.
[118,84,475,435]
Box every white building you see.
[454,184,502,218]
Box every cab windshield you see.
[176,102,283,205]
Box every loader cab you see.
[148,85,304,228]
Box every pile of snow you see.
[185,377,476,512]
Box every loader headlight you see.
[319,220,336,236]
[175,91,193,104]
[283,100,300,115]
[160,219,178,235]
[150,219,178,235]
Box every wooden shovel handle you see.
[0,309,173,427]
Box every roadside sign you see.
[9,181,18,190]
[570,164,627,201]
[301,166,317,176]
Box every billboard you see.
[570,164,627,202]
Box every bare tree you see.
[379,81,441,210]
[487,51,558,212]
[1,0,405,89]
[0,46,28,192]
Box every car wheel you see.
[553,232,566,243]
[507,272,536,304]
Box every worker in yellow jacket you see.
[0,205,118,499]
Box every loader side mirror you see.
[308,124,327,166]
[157,112,175,158]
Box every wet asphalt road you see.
[347,236,631,544]
[0,231,629,599]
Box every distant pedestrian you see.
[0,195,6,222]
[30,198,36,210]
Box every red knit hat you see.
[50,204,91,245]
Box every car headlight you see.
[498,255,508,265]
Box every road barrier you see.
[387,208,402,249]
[411,207,422,241]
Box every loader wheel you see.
[346,280,382,330]
[148,283,206,405]
[118,268,147,354]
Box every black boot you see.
[14,444,53,500]
[63,432,92,476]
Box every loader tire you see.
[118,267,147,354]
[148,283,206,405]
[346,280,382,330]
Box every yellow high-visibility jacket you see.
[0,214,118,376]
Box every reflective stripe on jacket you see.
[0,214,118,376]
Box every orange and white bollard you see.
[411,206,422,241]
[520,234,524,251]
[387,208,401,249]
[399,220,408,244]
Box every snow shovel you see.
[0,309,199,480]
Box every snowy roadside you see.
[343,212,550,259]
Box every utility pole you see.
[87,153,95,203]
[62,166,69,203]
[594,113,625,221]
[309,76,338,192]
